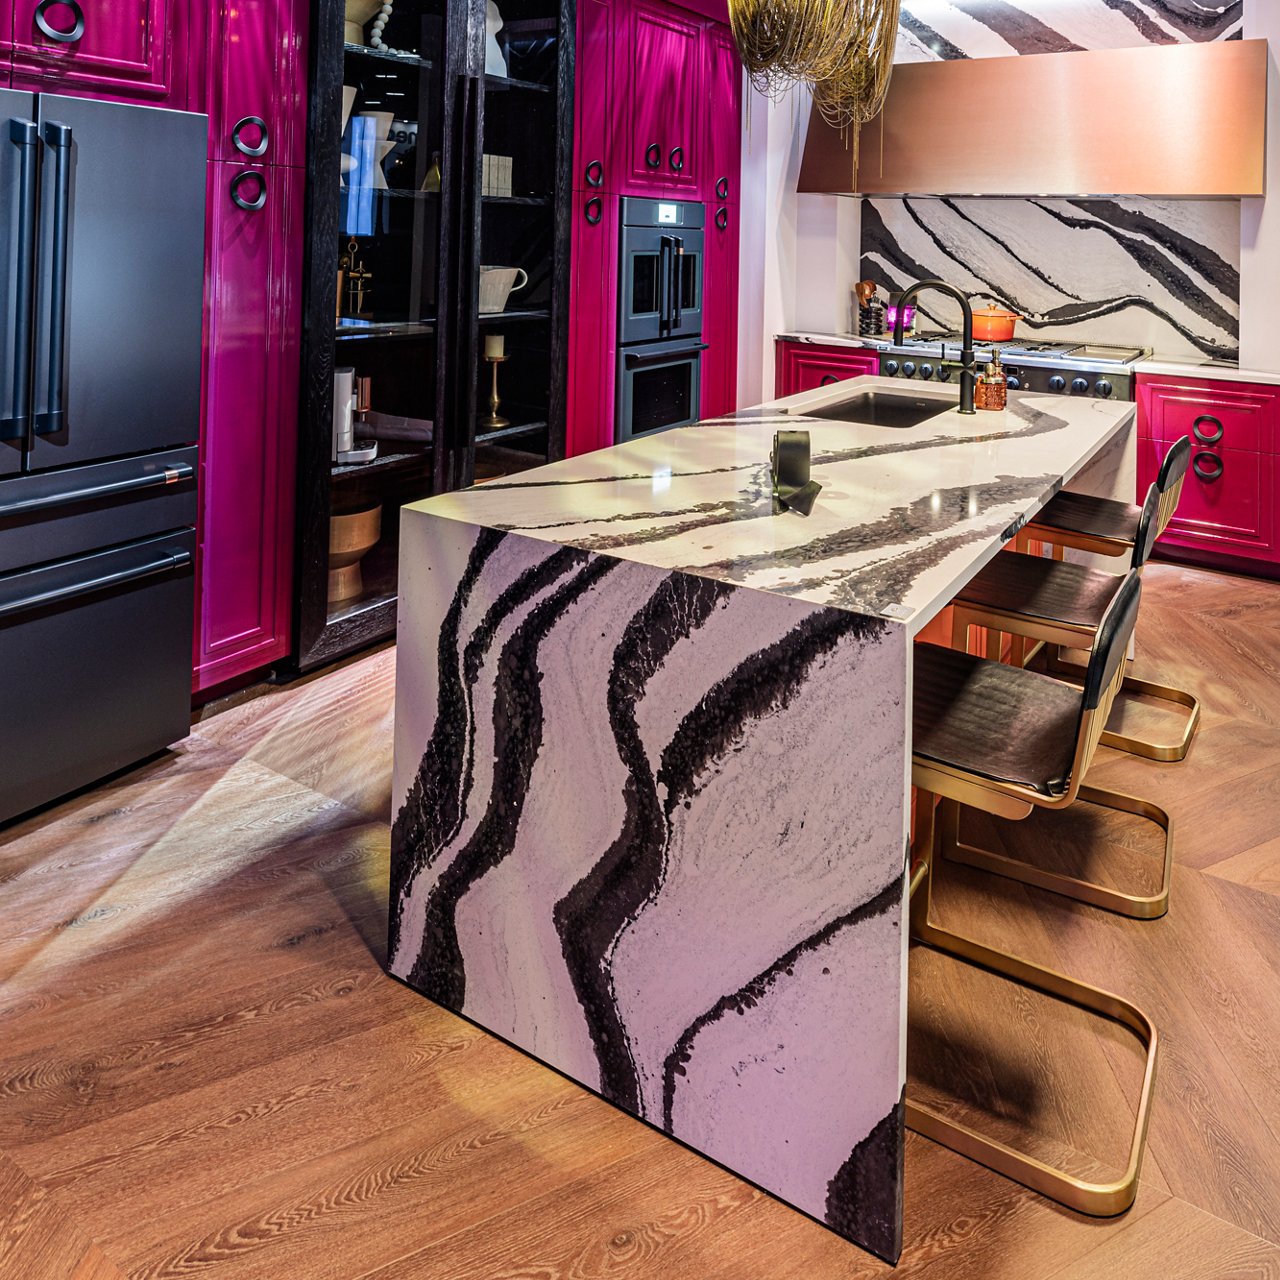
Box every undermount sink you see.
[800,389,954,429]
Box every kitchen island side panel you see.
[387,512,910,1262]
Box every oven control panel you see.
[878,355,1131,401]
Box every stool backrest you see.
[1070,570,1143,787]
[1155,436,1191,539]
[1130,483,1161,571]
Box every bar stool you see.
[910,570,1158,1215]
[945,482,1178,917]
[1018,436,1196,761]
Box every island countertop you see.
[388,376,1137,1264]
[404,378,1136,634]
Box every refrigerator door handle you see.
[2,118,40,445]
[0,546,192,620]
[0,461,195,517]
[36,120,73,438]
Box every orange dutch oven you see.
[971,304,1021,342]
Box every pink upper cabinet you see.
[703,19,740,205]
[618,0,703,196]
[10,0,175,99]
[574,0,614,192]
[203,0,310,168]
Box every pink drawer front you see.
[1138,377,1280,453]
[1155,441,1276,563]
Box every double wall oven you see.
[616,198,705,442]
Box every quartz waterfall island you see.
[386,378,1137,1263]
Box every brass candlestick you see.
[481,354,509,428]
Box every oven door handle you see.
[671,236,683,330]
[624,343,708,368]
[658,235,673,334]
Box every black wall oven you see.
[616,198,705,442]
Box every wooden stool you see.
[910,571,1159,1213]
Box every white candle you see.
[484,333,504,359]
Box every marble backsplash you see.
[859,196,1241,361]
[896,0,1242,61]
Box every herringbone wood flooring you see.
[1,562,1279,1278]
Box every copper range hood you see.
[798,39,1267,198]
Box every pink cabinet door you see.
[703,20,740,205]
[1152,438,1276,563]
[776,341,879,397]
[619,0,702,195]
[10,0,175,99]
[701,200,738,419]
[195,160,302,692]
[203,0,309,168]
[567,188,618,456]
[574,0,613,193]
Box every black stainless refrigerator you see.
[0,92,206,826]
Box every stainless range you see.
[862,334,1150,401]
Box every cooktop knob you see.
[1095,379,1114,398]
[902,361,917,377]
[1072,377,1089,394]
[1006,376,1021,391]
[883,359,899,376]
[936,366,952,382]
[1048,375,1066,393]
[919,363,934,380]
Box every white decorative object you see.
[485,1,508,76]
[478,265,528,314]
[357,111,395,189]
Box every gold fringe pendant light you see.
[728,0,901,172]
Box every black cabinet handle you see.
[1192,450,1223,482]
[820,374,839,386]
[232,115,269,158]
[34,0,84,42]
[0,463,194,518]
[645,143,661,168]
[1192,413,1224,445]
[230,169,267,211]
[669,145,684,172]
[0,547,191,620]
[36,121,72,438]
[2,119,39,445]
[715,206,728,230]
[716,175,728,200]
[585,159,603,188]
[584,196,602,225]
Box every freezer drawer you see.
[0,446,197,573]
[0,528,195,825]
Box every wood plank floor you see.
[2,562,1280,1278]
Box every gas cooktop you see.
[861,332,1149,369]
[859,332,1150,399]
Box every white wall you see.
[737,86,861,404]
[1240,12,1280,373]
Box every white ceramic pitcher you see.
[478,266,529,314]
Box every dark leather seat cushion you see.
[957,551,1121,631]
[913,644,1082,798]
[1027,490,1143,545]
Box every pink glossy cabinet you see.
[195,161,302,691]
[704,18,739,205]
[1137,374,1280,565]
[701,201,738,419]
[8,0,179,101]
[567,189,618,455]
[574,0,614,192]
[197,0,309,168]
[619,0,703,196]
[775,341,880,397]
